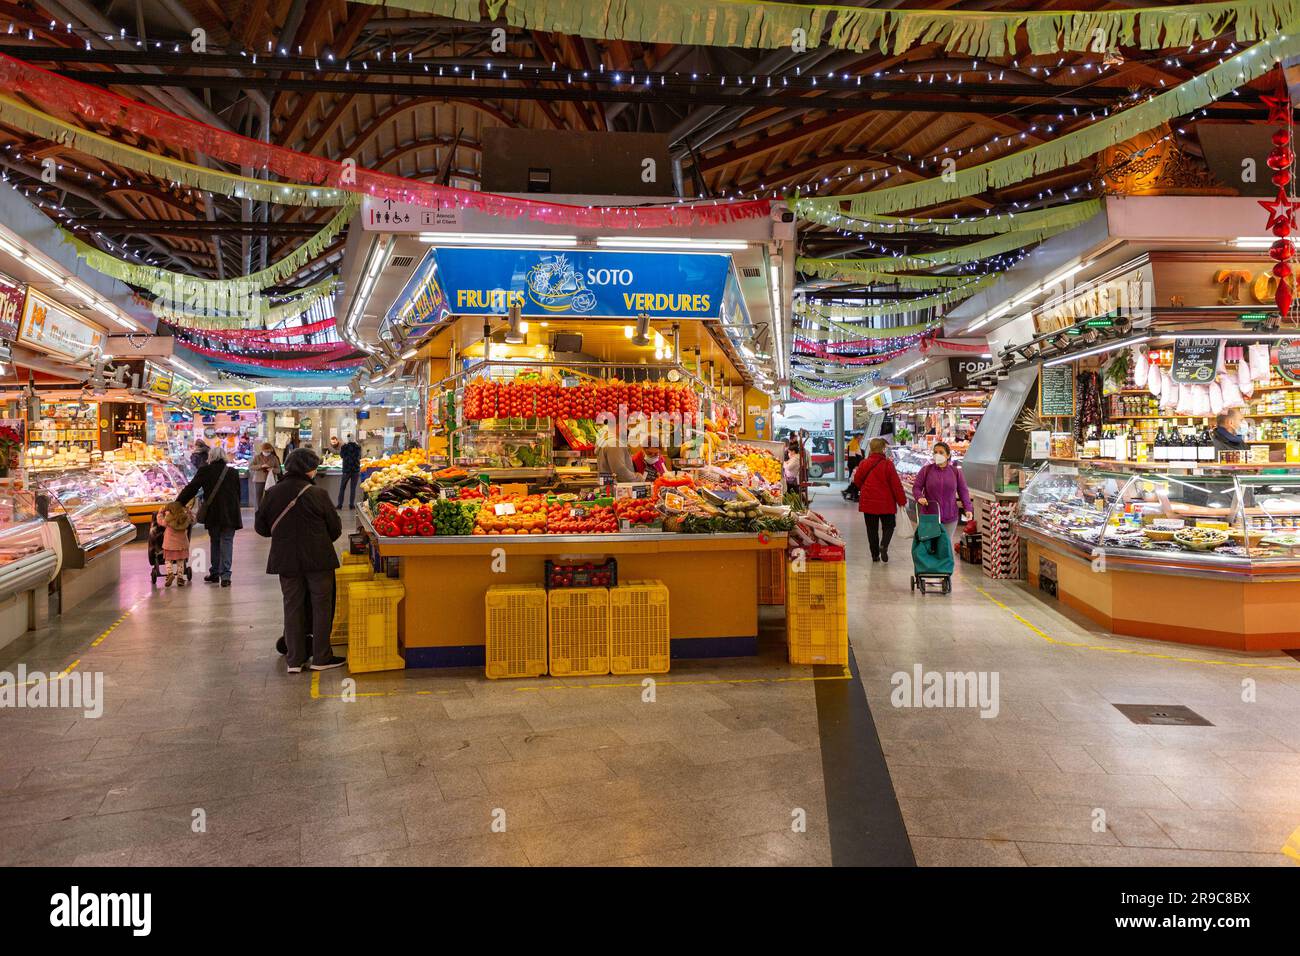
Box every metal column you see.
[833,399,846,481]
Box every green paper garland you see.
[797,31,1300,217]
[364,0,1300,58]
[148,276,339,330]
[63,196,358,296]
[794,199,1102,235]
[798,218,1087,278]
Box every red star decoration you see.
[1260,190,1298,232]
[1262,92,1294,125]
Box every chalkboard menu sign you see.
[1170,337,1222,384]
[1278,338,1300,384]
[1038,365,1076,417]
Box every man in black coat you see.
[177,443,243,587]
[336,433,363,509]
[255,447,346,673]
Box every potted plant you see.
[0,423,22,476]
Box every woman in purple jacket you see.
[912,441,974,546]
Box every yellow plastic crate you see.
[331,564,378,644]
[347,579,406,674]
[485,585,548,679]
[547,587,610,677]
[340,550,369,567]
[609,580,670,675]
[786,560,848,665]
[758,548,786,605]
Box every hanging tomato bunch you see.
[462,378,700,421]
[1261,85,1298,315]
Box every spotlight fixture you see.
[631,312,651,347]
[504,304,526,344]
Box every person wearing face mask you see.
[912,441,973,548]
[632,445,667,479]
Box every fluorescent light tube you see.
[419,232,578,247]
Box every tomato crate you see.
[347,580,406,674]
[330,564,378,645]
[609,580,670,675]
[786,560,848,666]
[544,558,617,590]
[547,587,610,677]
[485,585,548,680]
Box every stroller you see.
[148,512,194,585]
[910,512,953,595]
[840,455,863,502]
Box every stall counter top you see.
[358,505,787,553]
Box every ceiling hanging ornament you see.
[1262,81,1297,317]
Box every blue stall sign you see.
[389,247,734,324]
[387,251,452,338]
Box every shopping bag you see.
[895,505,914,539]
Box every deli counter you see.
[0,488,60,650]
[1016,463,1300,650]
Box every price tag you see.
[493,502,517,516]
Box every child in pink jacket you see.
[158,501,194,587]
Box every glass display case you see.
[34,469,135,565]
[95,460,189,505]
[0,487,58,599]
[1017,464,1300,575]
[455,421,554,476]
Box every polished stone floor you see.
[0,491,1298,867]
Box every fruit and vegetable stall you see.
[351,450,834,668]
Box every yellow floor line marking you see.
[13,600,142,685]
[975,585,1300,671]
[307,667,852,700]
[515,672,852,692]
[1283,826,1300,864]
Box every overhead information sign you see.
[389,247,734,324]
[189,390,257,412]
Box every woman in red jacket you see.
[851,438,908,563]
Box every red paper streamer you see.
[183,340,365,369]
[793,344,911,364]
[0,54,771,229]
[175,318,340,342]
[920,337,990,354]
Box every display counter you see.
[0,488,59,650]
[34,470,135,613]
[1016,463,1300,650]
[358,505,786,667]
[94,460,189,535]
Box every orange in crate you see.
[609,580,669,675]
[485,585,548,679]
[786,560,848,665]
[547,587,610,677]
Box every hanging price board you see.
[1038,365,1075,417]
[1170,337,1222,384]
